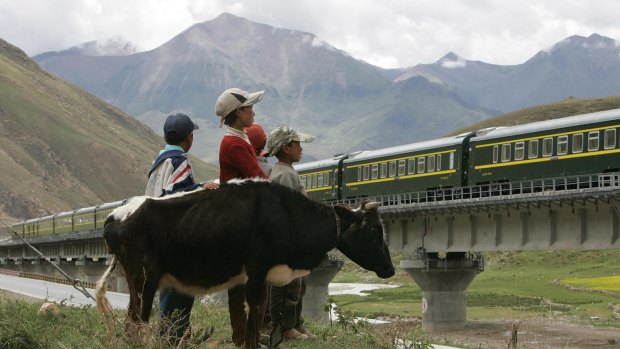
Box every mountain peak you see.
[436,52,467,69]
[543,33,619,56]
[68,36,138,56]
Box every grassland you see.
[331,250,620,326]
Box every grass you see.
[0,296,432,349]
[331,250,620,328]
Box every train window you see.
[515,142,525,160]
[307,175,312,189]
[501,144,511,162]
[357,167,362,182]
[436,154,442,171]
[427,156,435,172]
[380,163,388,178]
[604,129,616,149]
[371,164,379,180]
[449,152,454,169]
[588,131,599,151]
[417,157,425,173]
[312,174,318,188]
[543,138,553,157]
[363,166,370,180]
[324,171,330,186]
[389,161,396,177]
[528,140,538,158]
[572,133,583,153]
[318,173,324,187]
[557,136,568,155]
[398,160,406,176]
[407,158,415,174]
[493,145,499,163]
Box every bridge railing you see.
[336,172,620,211]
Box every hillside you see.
[0,38,217,222]
[447,96,620,136]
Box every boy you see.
[146,113,217,344]
[265,126,316,340]
[215,88,269,346]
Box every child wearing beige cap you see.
[265,126,316,340]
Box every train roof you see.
[74,206,97,215]
[56,210,74,219]
[294,156,343,172]
[343,136,467,164]
[96,200,126,211]
[472,108,620,142]
[39,214,54,221]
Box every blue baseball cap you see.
[164,113,199,139]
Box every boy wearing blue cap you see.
[146,113,217,344]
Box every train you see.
[297,108,620,202]
[9,108,620,240]
[9,200,126,242]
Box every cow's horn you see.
[363,202,380,210]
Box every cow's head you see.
[334,202,395,279]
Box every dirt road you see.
[430,318,620,349]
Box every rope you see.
[0,217,96,301]
[332,206,342,240]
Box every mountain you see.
[0,38,217,221]
[398,34,620,113]
[33,13,492,163]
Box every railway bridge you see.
[376,172,620,331]
[1,172,620,330]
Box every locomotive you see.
[10,108,620,239]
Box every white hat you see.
[266,126,315,156]
[215,88,265,125]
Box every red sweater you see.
[219,135,268,183]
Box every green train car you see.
[10,199,126,241]
[295,135,472,201]
[296,156,346,202]
[341,136,471,200]
[469,109,620,185]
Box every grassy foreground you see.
[0,295,431,349]
[1,250,619,348]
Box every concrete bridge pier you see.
[303,255,344,322]
[400,251,483,332]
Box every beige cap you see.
[215,88,265,126]
[266,126,315,156]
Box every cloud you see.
[1,0,620,68]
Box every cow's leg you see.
[228,285,247,346]
[123,264,159,336]
[139,272,159,322]
[244,276,267,349]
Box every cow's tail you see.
[96,256,117,334]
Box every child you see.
[215,88,269,346]
[245,122,271,175]
[145,113,217,344]
[265,126,316,340]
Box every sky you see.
[1,0,620,69]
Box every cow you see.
[95,179,395,348]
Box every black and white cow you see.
[96,179,395,348]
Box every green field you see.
[332,250,620,326]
